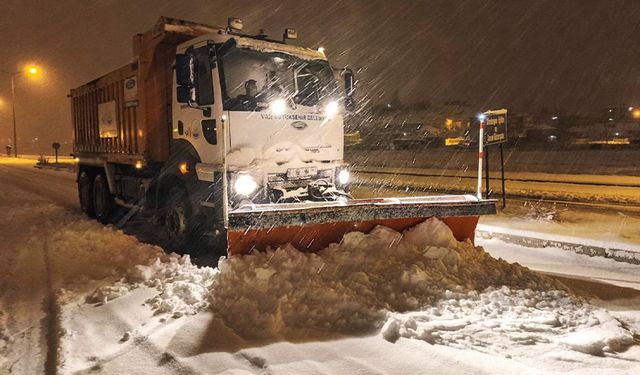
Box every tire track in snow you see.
[236,352,271,373]
[42,236,60,375]
[70,334,200,374]
[0,212,53,374]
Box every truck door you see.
[172,42,224,168]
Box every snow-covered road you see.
[0,159,77,208]
[1,157,639,374]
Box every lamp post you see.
[1,65,41,157]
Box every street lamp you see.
[0,64,42,157]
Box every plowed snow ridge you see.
[89,218,636,357]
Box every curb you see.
[476,229,640,266]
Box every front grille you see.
[268,169,333,184]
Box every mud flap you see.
[226,195,495,256]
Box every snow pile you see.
[381,287,635,355]
[557,309,636,355]
[89,254,218,317]
[46,219,167,288]
[522,201,564,222]
[0,324,8,352]
[209,218,562,338]
[77,215,636,357]
[32,212,219,317]
[130,255,218,316]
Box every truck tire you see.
[163,186,199,253]
[78,170,95,217]
[93,174,114,224]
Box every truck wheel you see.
[78,171,95,217]
[163,186,198,252]
[93,174,114,224]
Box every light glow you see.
[135,160,143,169]
[338,169,350,185]
[179,162,189,175]
[24,65,41,78]
[325,101,339,118]
[234,174,258,196]
[270,99,287,115]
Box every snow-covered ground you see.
[480,203,640,251]
[479,237,640,292]
[1,157,639,374]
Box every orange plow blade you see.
[226,195,496,256]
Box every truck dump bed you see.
[70,17,217,164]
[71,62,142,163]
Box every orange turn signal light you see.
[179,162,189,175]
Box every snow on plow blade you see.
[227,195,496,256]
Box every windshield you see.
[220,47,339,111]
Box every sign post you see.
[52,142,60,164]
[476,116,485,199]
[481,109,508,208]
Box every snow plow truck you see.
[70,17,495,255]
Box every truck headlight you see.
[337,169,350,185]
[325,100,339,118]
[234,174,258,196]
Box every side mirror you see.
[175,46,215,111]
[195,51,214,106]
[345,97,355,112]
[344,69,355,96]
[344,68,355,112]
[176,53,194,104]
[175,54,192,87]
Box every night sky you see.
[1,0,640,154]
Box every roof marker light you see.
[227,17,243,31]
[283,28,298,43]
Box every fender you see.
[151,139,202,209]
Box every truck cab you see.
[171,31,353,210]
[72,17,356,253]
